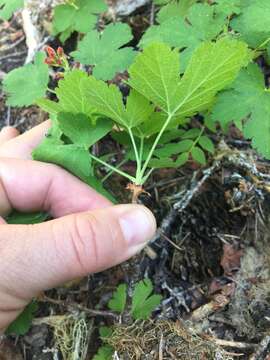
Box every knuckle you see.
[69,214,99,273]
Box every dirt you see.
[0,1,270,359]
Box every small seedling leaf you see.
[131,279,162,320]
[108,284,127,313]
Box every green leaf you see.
[131,279,162,320]
[93,345,114,360]
[71,23,136,80]
[140,3,226,69]
[38,70,95,118]
[129,39,249,119]
[99,326,113,339]
[37,98,63,116]
[0,0,23,20]
[198,136,215,154]
[58,112,112,148]
[82,78,153,129]
[157,0,197,23]
[33,121,114,201]
[33,143,92,179]
[3,52,49,107]
[6,301,38,336]
[129,42,180,113]
[231,0,270,48]
[53,0,107,41]
[6,211,49,224]
[154,139,193,158]
[191,146,206,165]
[57,70,95,117]
[108,284,127,313]
[211,63,270,159]
[214,0,241,18]
[181,128,201,139]
[149,152,188,168]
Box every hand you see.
[0,122,156,332]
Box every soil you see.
[0,1,270,359]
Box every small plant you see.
[93,279,162,359]
[2,0,270,336]
[108,278,162,319]
[52,0,107,42]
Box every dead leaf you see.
[220,244,243,276]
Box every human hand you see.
[0,122,156,332]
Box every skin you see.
[0,121,156,333]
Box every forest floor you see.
[0,1,270,359]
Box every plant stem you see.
[139,136,144,164]
[138,113,173,184]
[90,153,136,183]
[101,159,127,183]
[47,87,56,95]
[189,126,205,153]
[128,127,141,178]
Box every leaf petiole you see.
[90,153,136,183]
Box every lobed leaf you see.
[130,39,249,120]
[108,284,127,313]
[131,279,162,320]
[58,112,112,148]
[82,78,153,129]
[72,23,136,80]
[53,0,107,42]
[3,52,49,107]
[211,64,270,159]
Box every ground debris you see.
[220,244,243,276]
[0,338,23,360]
[106,320,233,360]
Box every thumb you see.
[0,204,156,305]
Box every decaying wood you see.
[107,0,150,16]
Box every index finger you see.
[0,120,51,159]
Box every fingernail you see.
[119,206,156,247]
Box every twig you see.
[249,336,270,360]
[158,333,164,360]
[204,336,255,350]
[41,295,119,319]
[190,293,229,322]
[173,161,221,212]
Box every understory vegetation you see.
[1,0,270,359]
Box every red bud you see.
[45,46,56,58]
[57,47,64,57]
[44,57,54,65]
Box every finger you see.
[0,205,156,329]
[0,158,111,217]
[0,121,51,159]
[0,127,19,145]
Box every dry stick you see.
[249,336,270,360]
[40,295,119,319]
[205,336,255,351]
